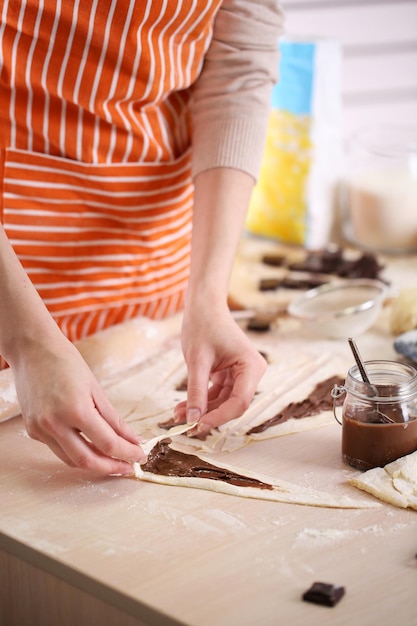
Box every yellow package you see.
[246,38,342,249]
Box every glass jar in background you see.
[339,360,417,470]
[341,126,417,254]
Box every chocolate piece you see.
[248,375,344,435]
[141,440,274,490]
[258,276,327,292]
[337,253,385,280]
[247,316,272,332]
[261,253,286,267]
[289,248,344,275]
[259,278,281,291]
[279,276,327,290]
[302,582,345,607]
[288,248,384,281]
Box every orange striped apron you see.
[0,0,222,347]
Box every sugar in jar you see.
[337,360,417,470]
[342,126,417,254]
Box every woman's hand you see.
[175,303,267,436]
[12,336,146,475]
[176,167,267,437]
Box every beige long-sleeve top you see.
[191,0,284,179]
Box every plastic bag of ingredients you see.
[245,37,343,249]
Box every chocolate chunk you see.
[247,316,272,332]
[302,582,345,607]
[288,248,385,281]
[261,253,286,267]
[337,253,385,280]
[259,276,327,292]
[289,248,344,275]
[279,276,327,290]
[259,278,281,291]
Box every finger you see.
[174,381,226,423]
[185,383,235,438]
[80,409,146,466]
[193,397,245,438]
[49,428,137,475]
[36,434,77,468]
[194,367,262,436]
[92,386,141,445]
[207,381,233,404]
[184,358,211,423]
[173,402,187,424]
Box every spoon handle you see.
[348,337,371,384]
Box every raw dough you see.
[0,314,183,424]
[133,441,379,509]
[165,354,347,454]
[349,450,417,510]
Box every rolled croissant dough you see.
[349,450,417,510]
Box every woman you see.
[0,0,283,474]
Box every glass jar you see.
[341,125,417,254]
[339,360,417,470]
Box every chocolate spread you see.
[248,375,344,435]
[141,440,274,490]
[342,408,417,470]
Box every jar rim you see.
[346,360,417,402]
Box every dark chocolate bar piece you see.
[302,581,345,607]
[279,276,327,290]
[261,253,286,267]
[247,316,271,332]
[259,278,281,291]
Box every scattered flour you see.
[296,521,413,548]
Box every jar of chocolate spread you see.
[336,360,417,470]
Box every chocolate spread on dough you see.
[248,375,344,435]
[141,440,274,490]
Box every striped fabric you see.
[0,0,222,347]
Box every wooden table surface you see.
[1,240,417,626]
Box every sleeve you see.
[190,0,285,181]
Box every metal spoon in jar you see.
[348,338,395,424]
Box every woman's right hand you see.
[12,335,146,475]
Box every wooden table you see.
[1,240,417,626]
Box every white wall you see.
[281,0,417,136]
